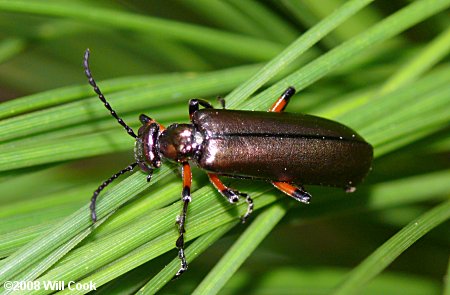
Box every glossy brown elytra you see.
[83,49,373,278]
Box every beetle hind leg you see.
[272,181,311,204]
[269,87,296,112]
[208,173,254,223]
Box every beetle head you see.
[134,114,162,174]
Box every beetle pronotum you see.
[83,49,373,277]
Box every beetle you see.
[83,49,373,277]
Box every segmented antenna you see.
[83,49,137,139]
[90,162,138,221]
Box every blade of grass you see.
[0,38,26,64]
[2,167,447,289]
[0,64,259,143]
[220,266,440,294]
[0,129,133,171]
[335,65,450,128]
[180,0,266,38]
[444,257,450,295]
[226,0,298,44]
[332,199,450,295]
[280,0,341,48]
[299,0,381,41]
[0,166,172,282]
[225,0,375,107]
[0,0,283,61]
[133,222,236,294]
[0,105,186,152]
[362,84,450,139]
[0,73,188,119]
[8,217,109,285]
[192,202,289,295]
[242,0,450,111]
[380,26,450,94]
[25,186,278,294]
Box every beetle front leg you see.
[208,173,254,223]
[189,99,214,120]
[272,181,311,204]
[269,87,296,112]
[175,162,192,278]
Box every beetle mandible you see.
[83,49,373,278]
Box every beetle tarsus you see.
[174,249,188,279]
[223,189,240,203]
[240,193,254,223]
[293,188,312,204]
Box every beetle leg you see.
[189,99,214,120]
[269,87,296,112]
[208,173,254,223]
[216,96,226,109]
[272,181,311,204]
[175,162,192,278]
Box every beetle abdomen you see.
[193,109,373,188]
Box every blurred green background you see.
[0,1,449,294]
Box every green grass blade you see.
[333,199,450,295]
[225,0,374,107]
[192,202,288,295]
[221,266,440,294]
[243,0,450,111]
[23,186,278,294]
[380,26,450,94]
[0,64,259,144]
[0,1,448,293]
[180,0,266,38]
[0,167,172,282]
[444,257,450,295]
[0,0,283,61]
[9,217,108,284]
[226,0,298,44]
[0,38,25,64]
[132,222,236,294]
[0,74,187,119]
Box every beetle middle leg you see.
[208,173,254,223]
[175,162,192,278]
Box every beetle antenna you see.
[83,49,137,139]
[90,162,139,222]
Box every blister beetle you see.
[83,49,373,277]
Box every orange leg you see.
[272,181,311,204]
[269,86,296,112]
[270,87,312,203]
[208,173,254,223]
